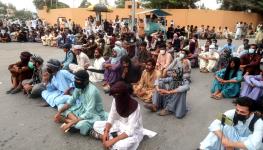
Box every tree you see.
[141,0,198,9]
[33,0,70,10]
[15,9,34,20]
[115,0,125,8]
[33,0,46,10]
[79,0,91,8]
[0,1,7,15]
[0,1,34,20]
[219,0,263,13]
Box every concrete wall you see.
[37,7,262,31]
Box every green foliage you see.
[0,1,34,19]
[15,9,34,20]
[115,0,125,8]
[0,1,7,15]
[141,0,198,9]
[79,0,91,8]
[33,0,70,10]
[220,0,263,13]
[33,0,45,10]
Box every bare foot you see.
[60,123,73,133]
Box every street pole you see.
[131,0,135,32]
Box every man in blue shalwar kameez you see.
[199,97,263,150]
[54,70,107,135]
[41,59,75,109]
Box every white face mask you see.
[89,40,93,43]
[179,53,185,59]
[209,49,215,53]
[249,48,255,54]
[160,50,166,55]
[1,30,5,34]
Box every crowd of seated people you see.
[4,16,263,150]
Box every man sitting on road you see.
[199,97,263,150]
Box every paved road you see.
[0,40,249,150]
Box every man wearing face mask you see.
[7,51,33,94]
[92,81,145,150]
[54,70,107,135]
[199,45,220,73]
[199,97,263,150]
[156,44,173,77]
[146,67,190,117]
[165,48,191,80]
[22,55,45,98]
[240,44,261,75]
[41,59,75,108]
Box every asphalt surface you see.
[0,39,250,150]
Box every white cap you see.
[73,45,82,50]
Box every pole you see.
[131,0,135,32]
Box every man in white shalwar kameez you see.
[92,81,156,150]
[235,22,243,40]
[69,45,90,73]
[199,45,219,73]
[87,48,105,83]
[199,97,263,150]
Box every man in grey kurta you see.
[145,68,190,118]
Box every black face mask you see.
[233,111,248,124]
[74,80,88,89]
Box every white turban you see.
[73,45,82,50]
[115,41,122,47]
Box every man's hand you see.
[222,137,233,148]
[64,87,74,95]
[104,64,112,69]
[158,89,170,95]
[137,90,146,97]
[84,64,90,69]
[103,139,114,149]
[23,84,32,93]
[54,112,62,123]
[240,65,246,68]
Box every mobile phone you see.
[216,113,233,126]
[110,132,118,138]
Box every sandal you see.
[89,129,102,140]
